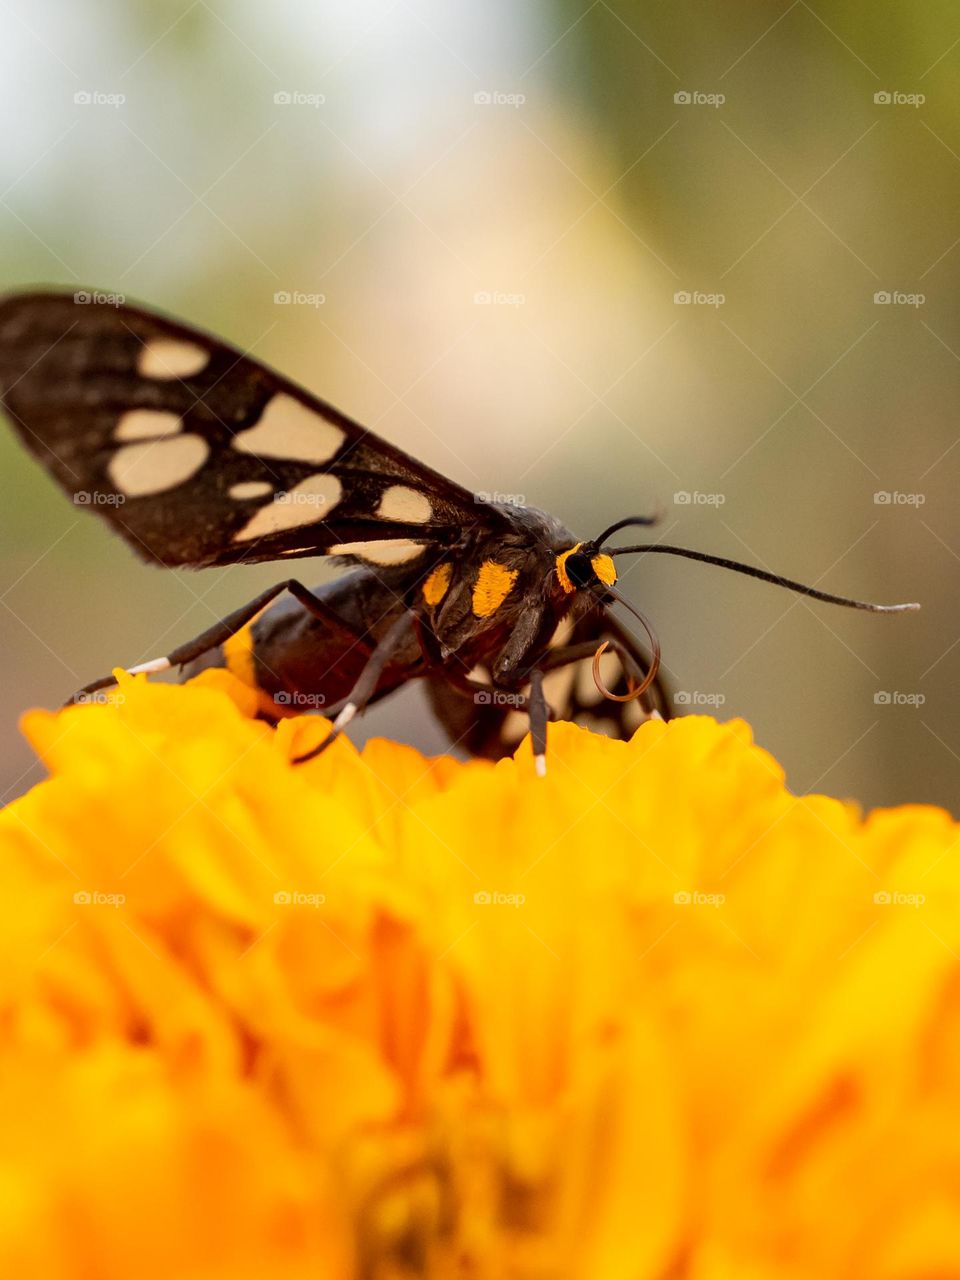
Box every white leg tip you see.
[650,710,664,721]
[534,753,547,778]
[333,701,357,732]
[127,657,171,676]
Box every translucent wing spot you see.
[549,617,575,648]
[232,394,345,465]
[623,701,646,733]
[233,474,342,542]
[577,714,618,739]
[332,540,427,566]
[137,339,210,380]
[542,663,577,709]
[377,484,432,524]
[114,409,182,441]
[576,649,621,707]
[108,435,209,497]
[228,480,274,501]
[500,710,528,744]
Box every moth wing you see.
[0,290,491,568]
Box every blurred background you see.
[0,0,956,810]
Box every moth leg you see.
[539,638,645,678]
[528,668,549,777]
[292,610,417,765]
[67,579,348,705]
[537,639,608,670]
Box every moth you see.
[0,291,918,772]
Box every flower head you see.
[2,670,959,1277]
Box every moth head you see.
[554,542,617,595]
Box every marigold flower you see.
[2,670,959,1278]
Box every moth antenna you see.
[605,544,920,614]
[592,586,661,700]
[592,513,661,547]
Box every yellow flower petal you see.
[0,674,957,1277]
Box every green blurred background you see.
[0,0,956,810]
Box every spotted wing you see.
[426,607,672,760]
[0,291,492,568]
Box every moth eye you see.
[565,552,595,589]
